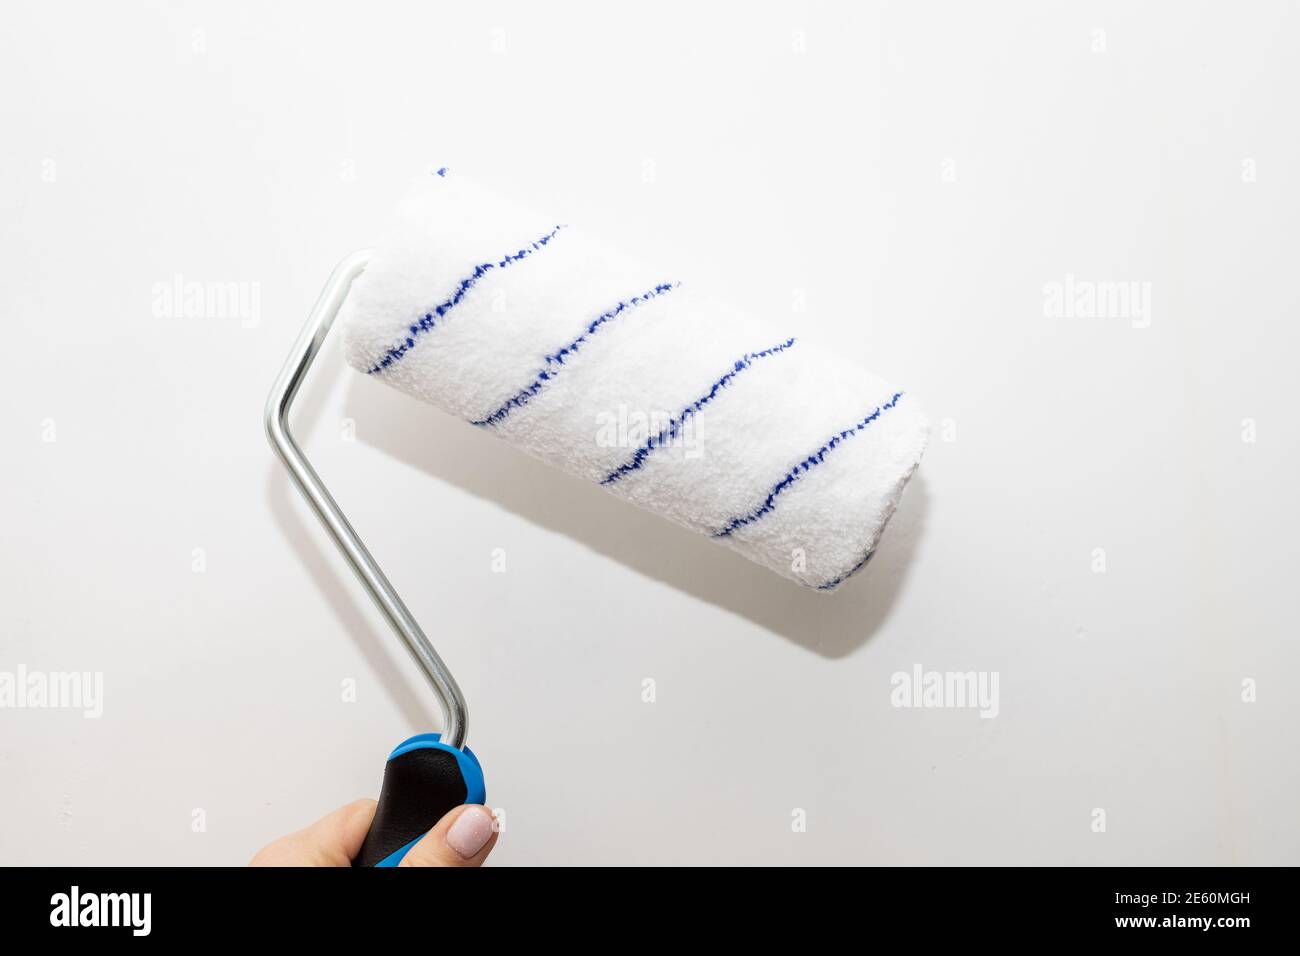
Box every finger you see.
[331,798,379,863]
[249,799,376,867]
[301,799,378,866]
[398,805,498,868]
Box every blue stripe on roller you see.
[367,225,568,375]
[817,549,875,591]
[471,282,680,427]
[601,336,798,486]
[373,732,487,867]
[714,391,906,538]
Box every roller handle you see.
[353,734,487,867]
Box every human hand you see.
[250,799,499,867]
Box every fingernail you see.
[445,806,495,859]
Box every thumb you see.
[399,805,499,867]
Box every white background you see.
[2,0,1297,865]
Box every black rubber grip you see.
[353,746,469,867]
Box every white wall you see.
[1,0,1296,865]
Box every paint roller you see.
[266,169,927,865]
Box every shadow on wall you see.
[265,335,928,694]
[323,373,931,660]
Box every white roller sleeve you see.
[340,170,927,591]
